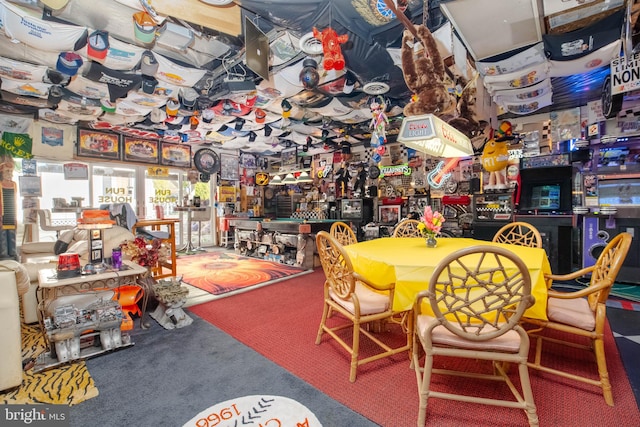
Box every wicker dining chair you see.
[521,232,632,406]
[330,221,357,246]
[315,231,411,382]
[492,221,543,248]
[413,245,538,426]
[392,219,422,237]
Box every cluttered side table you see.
[35,260,148,372]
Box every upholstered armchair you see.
[0,260,30,392]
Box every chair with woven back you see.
[392,219,422,237]
[330,221,357,246]
[413,245,538,426]
[521,232,632,406]
[492,221,543,248]
[315,231,411,382]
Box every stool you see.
[219,217,233,248]
[191,207,211,251]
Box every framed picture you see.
[21,159,37,176]
[281,146,297,168]
[63,162,89,180]
[221,153,240,180]
[77,128,121,160]
[19,176,42,197]
[160,142,191,168]
[379,205,401,225]
[123,137,159,164]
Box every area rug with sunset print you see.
[177,251,311,296]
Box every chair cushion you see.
[330,281,390,315]
[547,297,596,331]
[416,315,522,353]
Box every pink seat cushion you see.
[547,297,596,331]
[329,281,390,315]
[416,315,522,353]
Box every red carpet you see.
[177,251,309,295]
[189,268,640,426]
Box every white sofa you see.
[0,260,30,392]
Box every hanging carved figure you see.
[401,24,456,117]
[400,24,485,139]
[369,97,389,145]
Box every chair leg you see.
[417,352,434,427]
[315,301,330,345]
[350,319,361,383]
[594,336,614,406]
[517,361,540,426]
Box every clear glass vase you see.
[425,235,437,248]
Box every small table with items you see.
[35,260,148,372]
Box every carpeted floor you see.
[189,269,640,427]
[71,316,376,427]
[11,263,640,426]
[177,250,312,306]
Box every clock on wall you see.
[193,148,220,175]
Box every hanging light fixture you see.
[281,173,297,184]
[270,175,283,185]
[296,171,313,183]
[397,114,473,158]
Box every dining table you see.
[343,237,552,321]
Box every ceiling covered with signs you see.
[1,0,639,159]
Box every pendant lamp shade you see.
[282,173,297,184]
[296,171,313,183]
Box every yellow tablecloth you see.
[344,237,551,320]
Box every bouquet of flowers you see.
[417,206,445,238]
[120,237,167,268]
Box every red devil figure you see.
[312,27,348,71]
